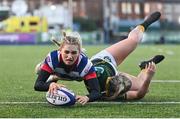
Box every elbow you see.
[94,90,102,100]
[34,83,40,91]
[95,91,102,100]
[34,82,43,91]
[34,81,49,92]
[88,91,102,102]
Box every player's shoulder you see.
[47,50,59,58]
[79,52,92,64]
[49,50,59,55]
[45,50,59,63]
[80,52,88,58]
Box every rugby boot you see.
[139,55,165,70]
[140,11,161,30]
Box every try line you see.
[0,80,179,105]
[152,80,180,83]
[0,101,180,105]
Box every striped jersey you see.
[40,50,97,81]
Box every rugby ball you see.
[46,87,76,106]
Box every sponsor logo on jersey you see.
[104,56,111,62]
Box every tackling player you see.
[89,11,165,100]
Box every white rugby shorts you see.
[90,50,118,75]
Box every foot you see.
[140,11,161,30]
[139,55,165,70]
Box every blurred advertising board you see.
[0,33,37,44]
[0,31,103,45]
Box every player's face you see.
[61,44,80,65]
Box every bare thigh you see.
[105,39,138,66]
[105,27,143,66]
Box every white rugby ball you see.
[46,87,76,106]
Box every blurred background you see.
[0,0,180,45]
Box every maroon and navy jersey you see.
[40,50,97,81]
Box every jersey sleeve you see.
[79,58,97,78]
[41,50,59,73]
[84,77,101,102]
[84,71,97,80]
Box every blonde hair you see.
[51,31,85,52]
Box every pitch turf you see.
[0,44,180,118]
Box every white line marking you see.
[0,101,180,105]
[0,80,179,105]
[152,80,180,83]
[90,101,180,105]
[0,102,47,104]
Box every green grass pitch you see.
[0,44,180,118]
